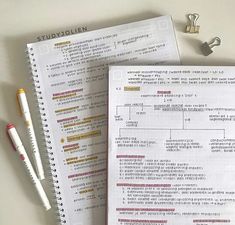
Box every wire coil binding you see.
[27,47,67,224]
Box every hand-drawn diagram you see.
[115,103,226,139]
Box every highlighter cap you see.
[16,88,30,118]
[6,123,17,151]
[17,88,25,95]
[6,123,15,130]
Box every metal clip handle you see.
[187,13,199,26]
[208,37,221,49]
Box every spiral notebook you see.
[27,16,180,225]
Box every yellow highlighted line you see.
[67,130,101,142]
[64,120,91,128]
[64,146,80,152]
[52,93,76,100]
[66,157,78,162]
[54,41,71,46]
[124,86,140,91]
[79,188,94,194]
[84,114,106,121]
[67,156,98,165]
[55,106,79,113]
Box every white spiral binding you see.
[27,47,67,224]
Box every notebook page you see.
[108,66,235,225]
[27,16,180,225]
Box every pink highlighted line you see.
[116,208,175,212]
[118,219,167,223]
[117,183,171,187]
[116,155,145,159]
[53,88,83,96]
[57,116,78,123]
[193,219,230,223]
[63,143,79,149]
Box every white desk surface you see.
[0,0,235,224]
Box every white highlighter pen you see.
[6,123,51,210]
[17,88,45,180]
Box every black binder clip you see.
[201,37,221,56]
[185,13,200,33]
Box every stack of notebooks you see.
[27,15,235,225]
